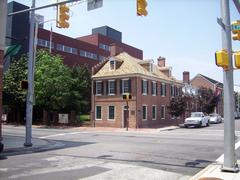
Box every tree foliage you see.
[168,96,187,117]
[3,55,27,107]
[196,88,217,114]
[34,50,73,111]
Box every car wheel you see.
[198,121,202,128]
[184,124,188,128]
[206,121,209,127]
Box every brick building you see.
[182,72,223,117]
[91,46,184,128]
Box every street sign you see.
[87,0,103,11]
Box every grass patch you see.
[79,114,90,121]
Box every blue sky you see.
[11,0,240,90]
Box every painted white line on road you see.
[39,132,85,139]
[216,140,240,163]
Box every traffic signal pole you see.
[220,0,238,172]
[24,0,36,147]
[0,0,7,152]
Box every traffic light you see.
[123,93,132,101]
[215,50,229,69]
[234,51,240,69]
[20,80,28,90]
[232,21,240,41]
[137,0,148,16]
[57,4,70,28]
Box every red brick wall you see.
[79,34,143,60]
[191,76,215,90]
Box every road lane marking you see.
[216,140,240,163]
[39,132,84,139]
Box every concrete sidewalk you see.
[190,161,240,180]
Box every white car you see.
[209,113,222,123]
[184,112,210,128]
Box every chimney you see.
[183,71,190,84]
[110,43,123,56]
[157,56,166,67]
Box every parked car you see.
[209,113,222,123]
[184,112,210,128]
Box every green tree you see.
[196,88,217,114]
[34,50,72,112]
[64,65,91,114]
[3,55,28,122]
[168,96,187,117]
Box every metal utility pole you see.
[24,0,36,147]
[0,0,7,152]
[220,0,238,172]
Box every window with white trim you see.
[96,81,102,95]
[171,85,174,97]
[161,105,165,119]
[152,105,157,120]
[152,81,157,96]
[161,83,166,96]
[122,79,130,93]
[142,105,147,120]
[142,79,148,95]
[108,80,115,95]
[95,106,102,120]
[108,106,115,120]
[109,59,116,70]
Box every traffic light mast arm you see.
[8,0,81,16]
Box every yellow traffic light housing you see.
[123,93,132,101]
[231,21,240,41]
[20,80,28,90]
[215,50,229,69]
[57,4,70,28]
[234,51,240,69]
[137,0,148,16]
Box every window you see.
[99,43,110,51]
[80,50,98,60]
[95,106,102,120]
[171,85,174,97]
[152,105,156,120]
[109,59,116,70]
[56,43,64,51]
[38,38,54,49]
[142,105,147,120]
[152,81,157,96]
[142,79,148,95]
[161,83,166,96]
[108,106,115,120]
[122,79,131,93]
[108,80,116,95]
[96,81,102,95]
[161,105,165,119]
[150,63,153,72]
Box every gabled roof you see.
[92,52,183,85]
[197,74,223,88]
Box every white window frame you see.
[161,105,165,119]
[122,78,129,94]
[152,105,157,120]
[96,81,102,96]
[142,105,147,121]
[109,59,116,70]
[108,106,115,121]
[171,85,174,97]
[152,81,157,96]
[161,83,166,97]
[142,79,148,95]
[108,80,115,95]
[95,105,102,120]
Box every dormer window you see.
[109,58,116,70]
[149,63,153,72]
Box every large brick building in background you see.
[6,1,143,70]
[91,45,184,128]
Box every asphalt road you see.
[1,120,240,179]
